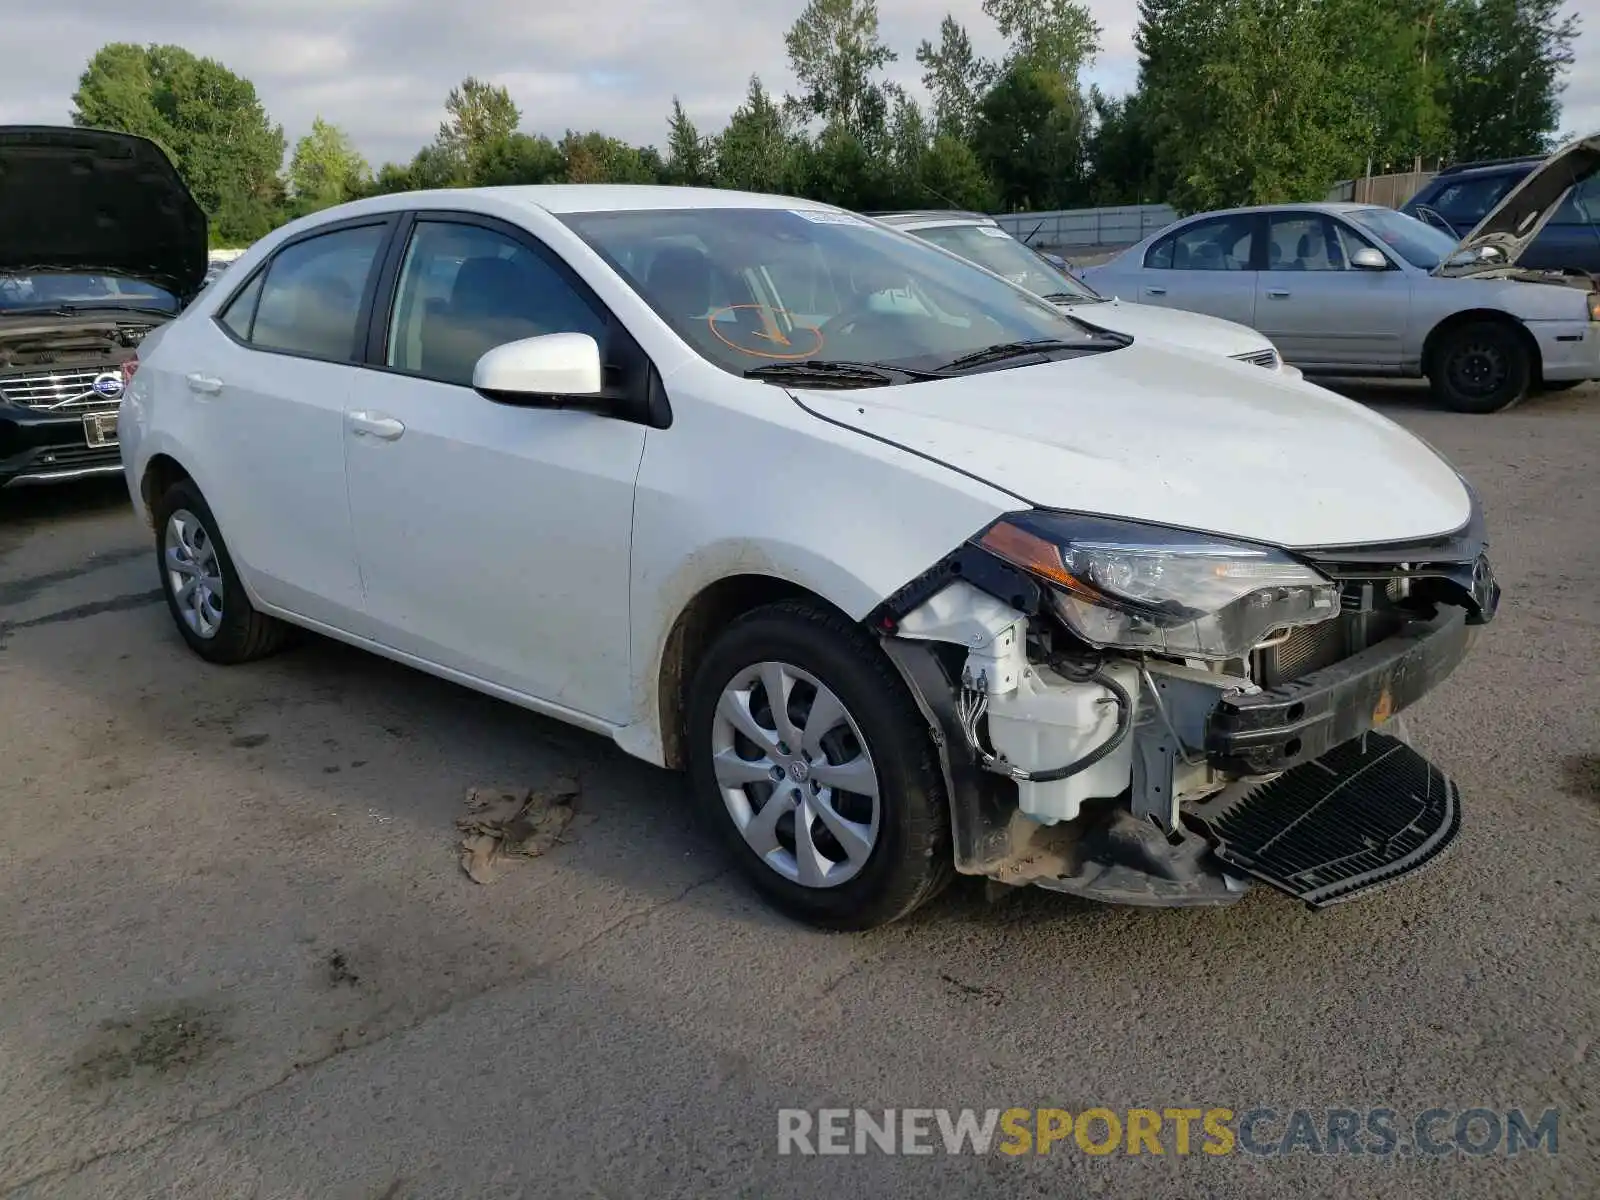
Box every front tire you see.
[153,478,292,664]
[1428,320,1532,414]
[685,601,953,930]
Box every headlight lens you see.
[976,512,1341,660]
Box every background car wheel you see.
[1429,320,1531,414]
[686,600,953,931]
[154,478,292,664]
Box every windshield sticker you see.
[706,305,826,360]
[977,226,1013,238]
[790,209,869,227]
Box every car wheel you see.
[686,600,953,930]
[154,478,292,664]
[1428,320,1532,414]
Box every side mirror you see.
[1350,248,1389,271]
[473,333,603,403]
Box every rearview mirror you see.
[473,333,603,402]
[1350,247,1389,271]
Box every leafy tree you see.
[287,117,371,211]
[915,16,996,139]
[1440,0,1578,160]
[983,0,1102,80]
[559,131,660,183]
[472,132,564,186]
[664,98,714,185]
[1083,86,1159,204]
[714,77,799,194]
[916,134,998,211]
[783,0,898,139]
[436,76,521,177]
[72,43,286,243]
[973,62,1087,210]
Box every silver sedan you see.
[1081,201,1600,413]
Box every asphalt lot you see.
[2,380,1598,1199]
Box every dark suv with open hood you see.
[1,126,207,489]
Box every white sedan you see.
[872,210,1300,377]
[1082,134,1600,414]
[121,184,1498,928]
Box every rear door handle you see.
[185,373,223,394]
[1266,289,1291,299]
[348,411,406,441]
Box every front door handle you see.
[348,412,406,441]
[185,373,223,394]
[1266,289,1292,299]
[1143,286,1167,296]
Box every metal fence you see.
[990,204,1180,251]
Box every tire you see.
[153,478,292,664]
[685,600,953,930]
[1428,319,1532,414]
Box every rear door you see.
[175,217,393,628]
[1132,213,1261,327]
[1253,212,1410,371]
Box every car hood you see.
[1442,130,1600,273]
[0,126,208,297]
[1061,298,1274,360]
[791,341,1471,549]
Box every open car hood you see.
[1440,130,1600,274]
[0,126,208,298]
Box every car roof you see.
[426,184,836,216]
[1433,156,1543,179]
[869,210,994,228]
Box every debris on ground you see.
[456,776,580,884]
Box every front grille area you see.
[0,367,118,411]
[1232,348,1281,370]
[1251,581,1408,688]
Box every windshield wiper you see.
[0,303,175,318]
[937,338,1086,372]
[744,360,946,388]
[1041,292,1101,305]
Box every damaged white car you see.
[121,185,1501,928]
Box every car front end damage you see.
[871,501,1500,909]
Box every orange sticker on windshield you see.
[707,305,825,360]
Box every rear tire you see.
[1428,320,1532,414]
[685,601,953,930]
[153,478,292,664]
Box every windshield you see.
[558,207,1112,377]
[0,272,179,313]
[909,224,1101,302]
[1346,208,1462,270]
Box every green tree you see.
[1440,0,1578,160]
[72,43,286,244]
[714,77,799,194]
[783,0,898,139]
[287,117,371,211]
[983,0,1102,79]
[664,98,714,185]
[916,133,998,211]
[471,132,564,185]
[437,76,522,181]
[559,131,660,184]
[915,15,996,139]
[973,62,1087,210]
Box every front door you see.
[1253,213,1410,372]
[342,216,647,722]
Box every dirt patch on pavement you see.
[72,1003,228,1087]
[1559,754,1600,799]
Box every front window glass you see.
[557,207,1108,377]
[0,273,179,313]
[910,224,1100,301]
[1347,208,1461,269]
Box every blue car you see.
[1403,156,1600,274]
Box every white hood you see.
[1063,298,1273,360]
[794,340,1471,549]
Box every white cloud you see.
[0,0,1594,169]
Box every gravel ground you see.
[1,380,1597,1199]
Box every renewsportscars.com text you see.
[777,1107,1559,1158]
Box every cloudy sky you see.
[2,0,1596,171]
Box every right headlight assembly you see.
[975,511,1342,661]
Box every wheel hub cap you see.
[710,660,881,889]
[164,509,224,640]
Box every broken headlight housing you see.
[976,512,1341,661]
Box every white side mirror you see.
[473,333,602,401]
[1350,248,1389,271]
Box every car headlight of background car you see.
[977,512,1341,660]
